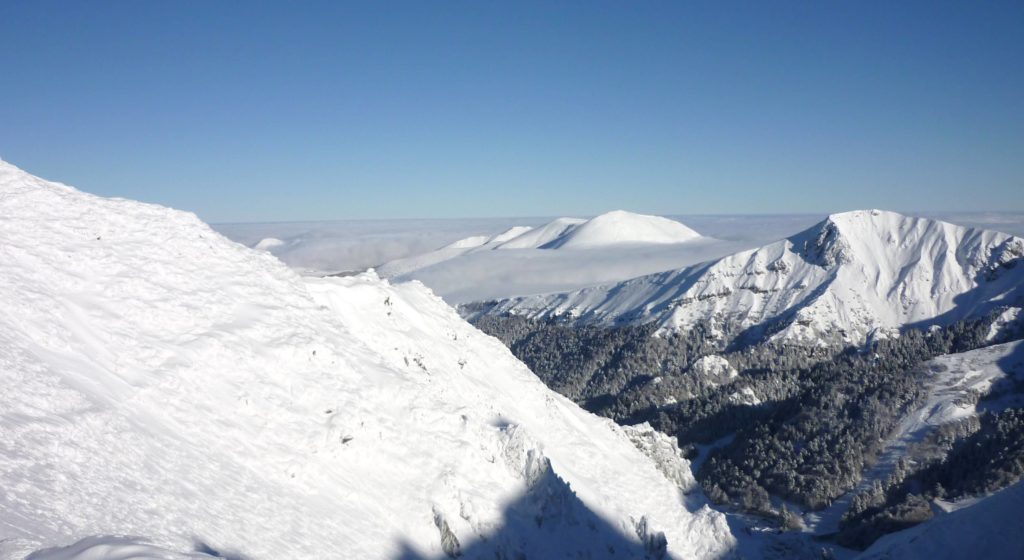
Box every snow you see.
[0,160,735,559]
[536,210,701,249]
[857,481,1024,560]
[212,213,1024,281]
[370,211,721,304]
[479,210,1024,346]
[18,537,212,560]
[806,340,1024,534]
[253,237,285,251]
[388,236,740,304]
[729,387,761,406]
[987,306,1023,341]
[442,235,491,249]
[218,217,551,276]
[374,226,545,279]
[622,423,698,493]
[487,225,534,244]
[692,355,738,383]
[479,211,700,250]
[492,217,587,249]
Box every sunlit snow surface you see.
[0,161,734,559]
[808,340,1024,534]
[482,210,1024,346]
[858,480,1024,560]
[215,212,1024,306]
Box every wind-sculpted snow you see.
[480,210,1024,346]
[0,161,735,559]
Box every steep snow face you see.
[477,210,1024,346]
[0,161,734,559]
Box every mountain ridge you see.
[0,160,734,559]
[470,209,1024,346]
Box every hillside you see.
[0,161,734,559]
[858,481,1024,560]
[375,211,719,304]
[467,212,1024,551]
[475,210,1024,346]
[494,211,701,250]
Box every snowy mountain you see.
[492,217,587,249]
[473,210,1024,346]
[376,226,535,278]
[0,161,734,559]
[378,211,702,279]
[538,210,702,249]
[493,211,701,250]
[373,211,721,304]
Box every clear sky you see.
[1,1,1022,222]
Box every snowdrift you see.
[0,160,734,559]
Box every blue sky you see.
[1,1,1021,222]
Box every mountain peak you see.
[542,211,701,249]
[802,210,966,268]
[482,209,1024,346]
[0,161,735,557]
[825,208,898,222]
[493,212,700,250]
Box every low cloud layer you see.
[214,212,1024,304]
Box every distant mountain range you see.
[376,210,703,277]
[471,210,1024,347]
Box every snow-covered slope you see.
[857,481,1024,560]
[374,212,715,304]
[494,211,700,250]
[379,211,701,274]
[807,340,1024,534]
[376,226,534,277]
[492,217,587,249]
[474,210,1024,346]
[0,161,734,559]
[546,210,702,249]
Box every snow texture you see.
[0,160,735,559]
[376,211,702,277]
[691,355,738,384]
[373,212,726,304]
[481,210,1024,346]
[493,211,701,250]
[857,481,1024,560]
[807,340,1024,534]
